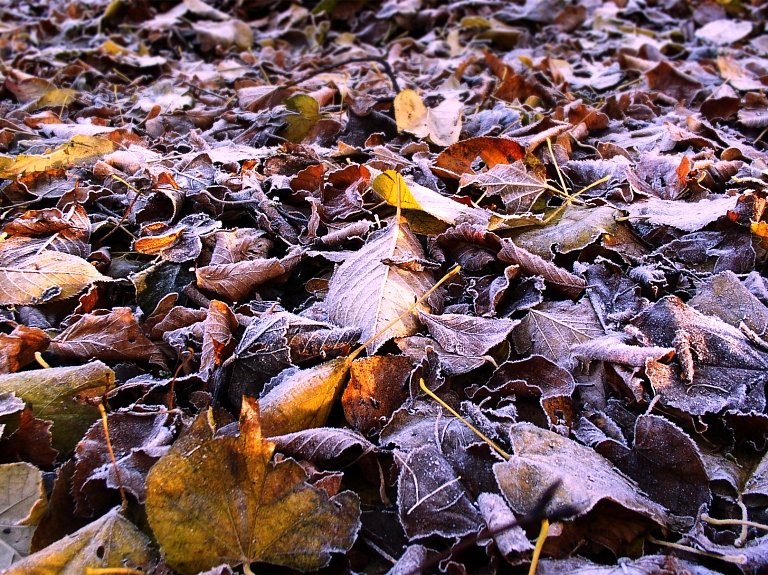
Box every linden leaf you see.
[4,507,157,575]
[326,216,439,354]
[281,94,324,144]
[145,398,361,574]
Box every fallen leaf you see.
[4,507,157,575]
[0,136,117,178]
[0,462,46,569]
[326,216,439,354]
[145,398,360,573]
[0,252,105,306]
[394,89,462,146]
[0,362,113,454]
[695,19,753,45]
[433,136,525,179]
[417,310,518,356]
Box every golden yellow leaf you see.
[145,398,360,574]
[0,136,117,178]
[259,357,350,437]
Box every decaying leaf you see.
[4,507,157,575]
[0,462,46,569]
[145,397,360,574]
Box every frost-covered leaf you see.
[459,162,551,213]
[0,462,46,569]
[145,398,360,574]
[394,89,462,146]
[499,239,585,297]
[417,311,518,356]
[0,252,105,306]
[326,217,439,354]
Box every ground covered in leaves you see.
[1,0,768,573]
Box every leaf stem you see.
[419,378,510,460]
[528,518,549,575]
[99,403,127,511]
[347,264,462,362]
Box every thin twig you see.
[281,56,400,92]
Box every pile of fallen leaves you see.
[1,0,768,573]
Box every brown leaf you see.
[195,258,286,301]
[341,355,411,434]
[133,213,221,263]
[433,136,525,179]
[199,300,238,377]
[51,307,168,368]
[0,324,50,374]
[0,405,57,466]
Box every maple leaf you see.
[145,397,360,574]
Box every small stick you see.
[98,404,127,511]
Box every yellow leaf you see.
[145,398,360,574]
[260,357,350,436]
[371,169,487,225]
[0,136,117,178]
[32,89,78,111]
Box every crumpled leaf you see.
[584,413,710,521]
[145,397,360,574]
[199,300,238,377]
[279,94,324,144]
[326,216,439,354]
[690,270,768,336]
[394,89,462,147]
[133,213,222,262]
[0,362,113,454]
[0,252,105,306]
[632,295,768,415]
[494,422,666,528]
[72,410,179,516]
[0,462,46,569]
[341,355,411,434]
[4,507,157,575]
[433,136,525,179]
[51,307,168,368]
[468,355,576,433]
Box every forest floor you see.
[1,0,768,574]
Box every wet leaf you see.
[145,398,360,573]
